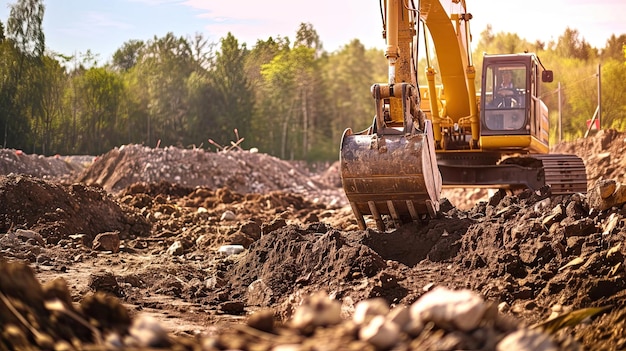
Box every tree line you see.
[1,0,625,159]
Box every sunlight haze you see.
[0,0,623,62]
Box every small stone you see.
[247,309,275,332]
[247,279,273,306]
[166,241,184,256]
[498,302,510,313]
[221,210,236,221]
[220,301,245,315]
[127,315,171,347]
[423,282,435,292]
[217,245,244,256]
[598,179,617,199]
[92,232,120,253]
[386,305,410,330]
[15,229,45,246]
[291,291,342,330]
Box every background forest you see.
[1,0,625,160]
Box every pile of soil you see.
[0,130,625,350]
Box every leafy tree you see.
[1,0,45,149]
[189,32,215,71]
[29,56,66,154]
[74,67,124,154]
[129,32,194,146]
[323,40,383,148]
[474,25,531,56]
[601,34,626,61]
[209,32,254,148]
[553,28,597,61]
[259,47,296,157]
[246,36,290,153]
[597,60,626,130]
[6,0,45,58]
[112,39,145,72]
[295,22,323,56]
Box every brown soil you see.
[0,130,625,350]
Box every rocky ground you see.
[0,129,625,350]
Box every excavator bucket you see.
[340,121,442,231]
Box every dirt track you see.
[0,129,625,350]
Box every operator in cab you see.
[500,70,514,89]
[494,70,519,108]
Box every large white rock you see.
[409,286,488,331]
[359,315,400,350]
[353,298,389,325]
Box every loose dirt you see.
[0,129,625,350]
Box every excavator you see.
[339,0,587,231]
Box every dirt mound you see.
[0,174,150,245]
[551,128,626,186]
[0,149,89,180]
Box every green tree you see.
[209,32,254,148]
[1,0,45,148]
[6,0,45,58]
[295,22,323,56]
[128,32,194,146]
[189,32,215,71]
[246,36,290,153]
[31,56,67,154]
[553,28,597,61]
[112,39,145,72]
[474,25,531,56]
[601,34,626,61]
[598,60,626,130]
[323,40,384,150]
[74,67,124,154]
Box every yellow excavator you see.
[340,0,587,231]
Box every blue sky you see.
[0,0,624,63]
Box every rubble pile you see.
[76,144,346,208]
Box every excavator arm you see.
[340,0,443,231]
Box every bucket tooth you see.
[387,201,403,228]
[406,200,419,221]
[368,201,385,231]
[349,202,367,230]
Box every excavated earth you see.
[0,129,625,350]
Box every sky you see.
[0,0,624,63]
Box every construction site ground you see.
[0,129,625,350]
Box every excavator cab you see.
[479,54,550,151]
